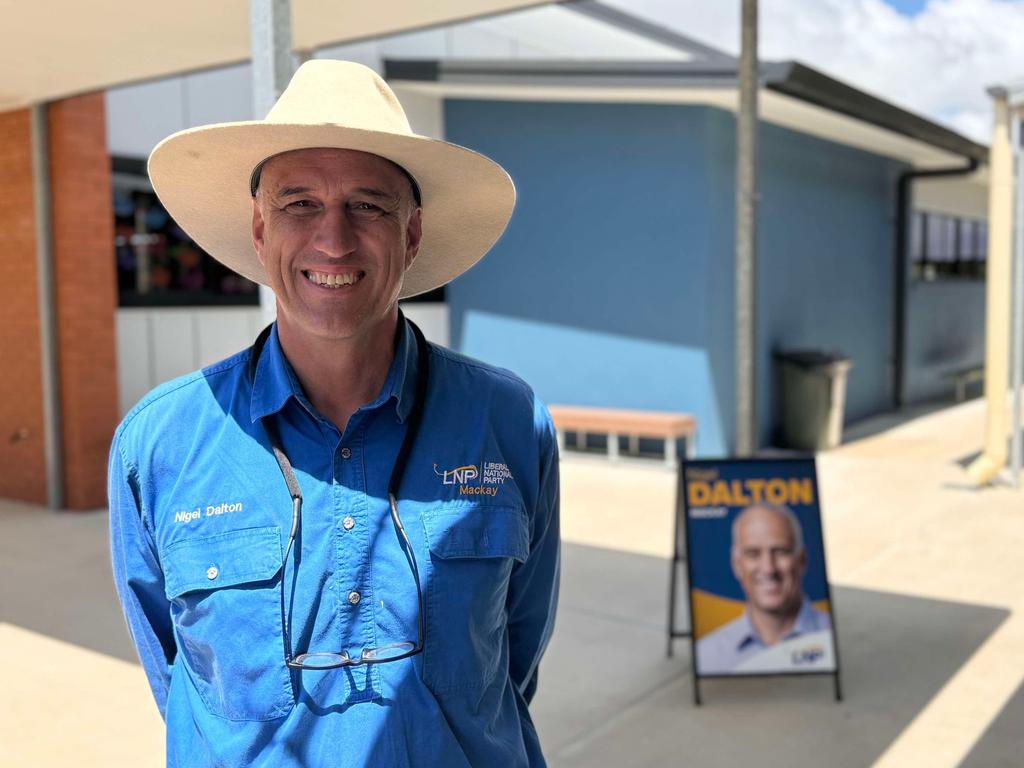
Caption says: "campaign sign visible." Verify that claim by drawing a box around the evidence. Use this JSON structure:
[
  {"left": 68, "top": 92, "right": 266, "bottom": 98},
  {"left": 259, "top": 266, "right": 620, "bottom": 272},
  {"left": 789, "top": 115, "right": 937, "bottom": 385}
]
[{"left": 684, "top": 458, "right": 838, "bottom": 678}]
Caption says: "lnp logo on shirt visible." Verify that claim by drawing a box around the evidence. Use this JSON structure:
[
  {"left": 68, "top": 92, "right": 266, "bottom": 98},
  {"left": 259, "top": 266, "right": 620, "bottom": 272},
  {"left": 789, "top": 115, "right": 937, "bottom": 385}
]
[{"left": 433, "top": 462, "right": 512, "bottom": 497}]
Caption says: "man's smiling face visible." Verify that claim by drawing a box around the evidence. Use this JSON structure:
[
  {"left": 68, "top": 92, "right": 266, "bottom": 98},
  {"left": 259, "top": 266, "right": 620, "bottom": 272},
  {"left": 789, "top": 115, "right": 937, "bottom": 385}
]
[
  {"left": 731, "top": 505, "right": 806, "bottom": 618},
  {"left": 251, "top": 147, "right": 422, "bottom": 343}
]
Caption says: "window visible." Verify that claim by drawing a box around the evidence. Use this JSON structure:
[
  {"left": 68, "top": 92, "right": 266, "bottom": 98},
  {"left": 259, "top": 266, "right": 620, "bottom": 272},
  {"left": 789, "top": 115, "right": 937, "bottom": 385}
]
[
  {"left": 113, "top": 157, "right": 260, "bottom": 307},
  {"left": 911, "top": 210, "right": 987, "bottom": 281}
]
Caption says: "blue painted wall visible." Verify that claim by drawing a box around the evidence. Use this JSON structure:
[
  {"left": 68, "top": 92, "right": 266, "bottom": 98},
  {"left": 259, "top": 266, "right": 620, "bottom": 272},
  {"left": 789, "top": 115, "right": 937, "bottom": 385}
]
[
  {"left": 905, "top": 280, "right": 986, "bottom": 402},
  {"left": 755, "top": 119, "right": 906, "bottom": 445},
  {"left": 444, "top": 100, "right": 733, "bottom": 455},
  {"left": 444, "top": 99, "right": 906, "bottom": 454}
]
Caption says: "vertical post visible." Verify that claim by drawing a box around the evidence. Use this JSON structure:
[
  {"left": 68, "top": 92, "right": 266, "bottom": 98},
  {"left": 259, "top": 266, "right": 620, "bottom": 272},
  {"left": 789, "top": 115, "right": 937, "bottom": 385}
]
[
  {"left": 30, "top": 104, "right": 63, "bottom": 509},
  {"left": 968, "top": 89, "right": 1013, "bottom": 485},
  {"left": 1011, "top": 107, "right": 1024, "bottom": 486},
  {"left": 250, "top": 0, "right": 294, "bottom": 327},
  {"left": 735, "top": 0, "right": 759, "bottom": 457}
]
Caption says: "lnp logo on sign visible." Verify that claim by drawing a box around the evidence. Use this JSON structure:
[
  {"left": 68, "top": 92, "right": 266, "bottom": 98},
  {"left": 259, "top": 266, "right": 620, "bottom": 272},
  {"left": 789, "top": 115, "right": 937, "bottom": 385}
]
[
  {"left": 433, "top": 461, "right": 512, "bottom": 497},
  {"left": 791, "top": 644, "right": 826, "bottom": 665}
]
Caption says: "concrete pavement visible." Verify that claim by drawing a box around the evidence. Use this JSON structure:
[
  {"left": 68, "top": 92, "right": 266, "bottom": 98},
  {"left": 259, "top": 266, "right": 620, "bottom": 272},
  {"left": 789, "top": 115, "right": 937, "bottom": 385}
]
[{"left": 2, "top": 398, "right": 1022, "bottom": 766}]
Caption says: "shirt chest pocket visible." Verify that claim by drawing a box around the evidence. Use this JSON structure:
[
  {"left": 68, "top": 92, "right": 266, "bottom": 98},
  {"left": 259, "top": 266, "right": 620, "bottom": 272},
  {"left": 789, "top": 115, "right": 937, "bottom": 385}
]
[
  {"left": 162, "top": 526, "right": 292, "bottom": 721},
  {"left": 420, "top": 504, "right": 530, "bottom": 695}
]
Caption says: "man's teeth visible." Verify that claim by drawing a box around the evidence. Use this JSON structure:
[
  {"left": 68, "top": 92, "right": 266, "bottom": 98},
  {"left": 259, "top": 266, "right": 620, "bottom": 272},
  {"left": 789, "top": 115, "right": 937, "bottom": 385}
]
[{"left": 305, "top": 271, "right": 358, "bottom": 288}]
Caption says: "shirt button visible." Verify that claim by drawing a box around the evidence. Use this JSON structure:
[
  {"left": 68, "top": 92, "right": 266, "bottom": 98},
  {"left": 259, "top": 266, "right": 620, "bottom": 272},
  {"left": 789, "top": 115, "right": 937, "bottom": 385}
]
[
  {"left": 206, "top": 566, "right": 219, "bottom": 580},
  {"left": 340, "top": 447, "right": 352, "bottom": 459},
  {"left": 342, "top": 515, "right": 355, "bottom": 531},
  {"left": 348, "top": 590, "right": 361, "bottom": 605}
]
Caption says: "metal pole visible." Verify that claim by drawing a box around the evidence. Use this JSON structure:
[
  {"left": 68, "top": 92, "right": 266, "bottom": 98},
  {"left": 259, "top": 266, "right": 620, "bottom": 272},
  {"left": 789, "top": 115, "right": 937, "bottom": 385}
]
[
  {"left": 735, "top": 0, "right": 759, "bottom": 457},
  {"left": 250, "top": 0, "right": 294, "bottom": 326},
  {"left": 30, "top": 104, "right": 64, "bottom": 509},
  {"left": 1011, "top": 108, "right": 1024, "bottom": 486}
]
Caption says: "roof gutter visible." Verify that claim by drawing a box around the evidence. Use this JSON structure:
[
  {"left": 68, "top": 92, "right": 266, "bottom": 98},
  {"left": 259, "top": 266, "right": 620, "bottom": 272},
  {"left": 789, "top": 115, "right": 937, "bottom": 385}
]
[{"left": 892, "top": 158, "right": 980, "bottom": 408}]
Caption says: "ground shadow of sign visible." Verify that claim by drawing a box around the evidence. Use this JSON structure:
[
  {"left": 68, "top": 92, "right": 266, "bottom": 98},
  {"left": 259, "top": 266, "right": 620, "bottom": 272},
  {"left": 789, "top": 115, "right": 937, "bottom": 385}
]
[
  {"left": 957, "top": 675, "right": 1024, "bottom": 768},
  {"left": 532, "top": 542, "right": 1011, "bottom": 768}
]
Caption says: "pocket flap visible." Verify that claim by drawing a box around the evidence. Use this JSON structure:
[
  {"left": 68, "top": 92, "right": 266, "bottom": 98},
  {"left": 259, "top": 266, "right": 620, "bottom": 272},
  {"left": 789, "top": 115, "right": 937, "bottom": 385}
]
[
  {"left": 422, "top": 505, "right": 529, "bottom": 563},
  {"left": 162, "top": 526, "right": 283, "bottom": 598}
]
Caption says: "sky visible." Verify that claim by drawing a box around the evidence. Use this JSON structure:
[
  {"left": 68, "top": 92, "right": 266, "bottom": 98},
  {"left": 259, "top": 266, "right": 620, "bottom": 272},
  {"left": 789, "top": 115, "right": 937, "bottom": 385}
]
[{"left": 605, "top": 0, "right": 1024, "bottom": 144}]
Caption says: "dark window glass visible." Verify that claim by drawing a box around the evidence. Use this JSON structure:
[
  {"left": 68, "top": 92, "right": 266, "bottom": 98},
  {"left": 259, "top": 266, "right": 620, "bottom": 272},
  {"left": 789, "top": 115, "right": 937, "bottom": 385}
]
[
  {"left": 911, "top": 209, "right": 987, "bottom": 281},
  {"left": 113, "top": 160, "right": 259, "bottom": 308}
]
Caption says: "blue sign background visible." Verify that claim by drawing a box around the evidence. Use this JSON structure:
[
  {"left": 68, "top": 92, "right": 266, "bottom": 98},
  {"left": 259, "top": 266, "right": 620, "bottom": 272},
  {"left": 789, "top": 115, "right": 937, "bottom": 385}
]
[{"left": 685, "top": 458, "right": 830, "bottom": 604}]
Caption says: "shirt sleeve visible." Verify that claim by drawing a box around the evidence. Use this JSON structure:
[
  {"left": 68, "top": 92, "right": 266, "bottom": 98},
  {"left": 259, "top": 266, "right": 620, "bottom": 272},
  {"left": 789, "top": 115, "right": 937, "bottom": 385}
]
[
  {"left": 506, "top": 402, "right": 561, "bottom": 704},
  {"left": 108, "top": 434, "right": 175, "bottom": 719}
]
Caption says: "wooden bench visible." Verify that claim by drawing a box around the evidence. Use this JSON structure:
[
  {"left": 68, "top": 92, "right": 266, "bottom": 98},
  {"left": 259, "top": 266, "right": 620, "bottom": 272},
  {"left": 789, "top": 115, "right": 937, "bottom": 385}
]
[
  {"left": 943, "top": 364, "right": 984, "bottom": 402},
  {"left": 548, "top": 405, "right": 697, "bottom": 467}
]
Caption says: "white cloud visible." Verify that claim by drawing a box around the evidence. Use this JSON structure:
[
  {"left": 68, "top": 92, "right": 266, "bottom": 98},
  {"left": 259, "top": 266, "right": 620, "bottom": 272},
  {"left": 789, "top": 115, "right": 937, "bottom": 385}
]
[{"left": 607, "top": 0, "right": 1024, "bottom": 143}]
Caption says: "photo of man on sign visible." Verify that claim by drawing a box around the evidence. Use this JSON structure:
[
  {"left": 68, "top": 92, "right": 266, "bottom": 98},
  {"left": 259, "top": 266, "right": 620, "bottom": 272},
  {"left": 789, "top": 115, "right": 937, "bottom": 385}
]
[{"left": 684, "top": 460, "right": 837, "bottom": 677}]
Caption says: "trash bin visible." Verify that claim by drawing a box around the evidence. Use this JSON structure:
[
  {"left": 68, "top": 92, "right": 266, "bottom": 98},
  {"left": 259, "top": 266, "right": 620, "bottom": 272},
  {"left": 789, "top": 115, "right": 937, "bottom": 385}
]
[{"left": 774, "top": 350, "right": 853, "bottom": 451}]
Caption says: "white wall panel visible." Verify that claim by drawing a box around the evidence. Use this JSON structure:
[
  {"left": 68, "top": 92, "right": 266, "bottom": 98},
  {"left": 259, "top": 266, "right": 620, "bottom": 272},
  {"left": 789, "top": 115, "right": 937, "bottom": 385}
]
[
  {"left": 194, "top": 309, "right": 261, "bottom": 366},
  {"left": 402, "top": 302, "right": 450, "bottom": 347},
  {"left": 149, "top": 310, "right": 196, "bottom": 384},
  {"left": 105, "top": 78, "right": 186, "bottom": 159},
  {"left": 115, "top": 310, "right": 152, "bottom": 415}
]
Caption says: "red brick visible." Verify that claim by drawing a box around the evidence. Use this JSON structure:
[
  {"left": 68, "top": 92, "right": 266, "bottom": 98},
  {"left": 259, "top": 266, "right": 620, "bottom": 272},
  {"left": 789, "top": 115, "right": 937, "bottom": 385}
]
[
  {"left": 0, "top": 108, "right": 47, "bottom": 503},
  {"left": 49, "top": 94, "right": 118, "bottom": 510}
]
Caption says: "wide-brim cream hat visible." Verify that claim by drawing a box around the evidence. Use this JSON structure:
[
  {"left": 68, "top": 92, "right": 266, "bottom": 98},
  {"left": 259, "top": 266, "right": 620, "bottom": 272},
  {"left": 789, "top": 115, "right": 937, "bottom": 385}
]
[{"left": 148, "top": 59, "right": 515, "bottom": 298}]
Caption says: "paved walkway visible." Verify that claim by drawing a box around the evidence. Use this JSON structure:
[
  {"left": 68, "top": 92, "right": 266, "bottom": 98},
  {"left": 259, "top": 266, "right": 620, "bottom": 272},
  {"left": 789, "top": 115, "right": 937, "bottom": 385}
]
[{"left": 2, "top": 398, "right": 1022, "bottom": 766}]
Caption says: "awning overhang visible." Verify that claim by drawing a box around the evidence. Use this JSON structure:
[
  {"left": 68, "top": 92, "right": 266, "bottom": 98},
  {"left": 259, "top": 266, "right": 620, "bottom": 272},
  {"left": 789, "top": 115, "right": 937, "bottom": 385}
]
[{"left": 0, "top": 0, "right": 551, "bottom": 111}]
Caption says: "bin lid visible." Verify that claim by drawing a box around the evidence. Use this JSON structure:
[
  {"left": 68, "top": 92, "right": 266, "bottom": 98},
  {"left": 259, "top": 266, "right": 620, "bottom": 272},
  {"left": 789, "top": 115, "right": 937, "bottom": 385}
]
[{"left": 774, "top": 349, "right": 852, "bottom": 370}]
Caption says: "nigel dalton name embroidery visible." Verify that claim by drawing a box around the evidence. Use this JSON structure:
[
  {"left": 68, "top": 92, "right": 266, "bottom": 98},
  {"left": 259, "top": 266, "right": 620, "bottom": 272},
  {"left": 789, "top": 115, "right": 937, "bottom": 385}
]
[{"left": 174, "top": 502, "right": 244, "bottom": 524}]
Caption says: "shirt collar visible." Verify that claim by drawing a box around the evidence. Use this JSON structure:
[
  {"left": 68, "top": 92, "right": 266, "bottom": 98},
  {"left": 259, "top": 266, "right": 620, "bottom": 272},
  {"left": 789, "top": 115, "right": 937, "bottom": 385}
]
[
  {"left": 734, "top": 595, "right": 814, "bottom": 651},
  {"left": 248, "top": 318, "right": 418, "bottom": 425}
]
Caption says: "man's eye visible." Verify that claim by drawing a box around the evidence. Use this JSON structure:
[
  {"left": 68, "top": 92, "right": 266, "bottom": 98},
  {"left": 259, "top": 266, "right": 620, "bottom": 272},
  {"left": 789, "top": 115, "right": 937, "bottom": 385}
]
[
  {"left": 351, "top": 202, "right": 383, "bottom": 215},
  {"left": 284, "top": 200, "right": 316, "bottom": 212}
]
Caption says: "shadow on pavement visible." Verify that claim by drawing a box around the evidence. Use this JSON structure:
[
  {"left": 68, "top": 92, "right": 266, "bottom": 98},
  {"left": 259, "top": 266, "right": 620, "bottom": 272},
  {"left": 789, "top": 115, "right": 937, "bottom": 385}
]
[
  {"left": 957, "top": 677, "right": 1024, "bottom": 768},
  {"left": 1, "top": 506, "right": 1013, "bottom": 768},
  {"left": 534, "top": 542, "right": 1010, "bottom": 768},
  {"left": 0, "top": 504, "right": 137, "bottom": 663}
]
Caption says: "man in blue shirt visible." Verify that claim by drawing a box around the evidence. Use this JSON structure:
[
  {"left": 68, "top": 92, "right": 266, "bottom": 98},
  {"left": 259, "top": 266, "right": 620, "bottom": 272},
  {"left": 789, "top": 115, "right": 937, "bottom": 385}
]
[
  {"left": 109, "top": 60, "right": 559, "bottom": 767},
  {"left": 696, "top": 503, "right": 832, "bottom": 675}
]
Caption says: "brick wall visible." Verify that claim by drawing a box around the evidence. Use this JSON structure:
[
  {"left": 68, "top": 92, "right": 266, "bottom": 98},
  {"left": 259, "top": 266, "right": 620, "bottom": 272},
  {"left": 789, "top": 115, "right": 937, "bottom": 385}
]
[
  {"left": 49, "top": 94, "right": 118, "bottom": 509},
  {"left": 0, "top": 109, "right": 48, "bottom": 503}
]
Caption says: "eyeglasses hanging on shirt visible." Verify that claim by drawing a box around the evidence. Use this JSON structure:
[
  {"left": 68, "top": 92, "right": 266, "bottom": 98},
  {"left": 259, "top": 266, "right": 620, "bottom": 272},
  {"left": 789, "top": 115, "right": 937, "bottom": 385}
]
[{"left": 249, "top": 316, "right": 429, "bottom": 670}]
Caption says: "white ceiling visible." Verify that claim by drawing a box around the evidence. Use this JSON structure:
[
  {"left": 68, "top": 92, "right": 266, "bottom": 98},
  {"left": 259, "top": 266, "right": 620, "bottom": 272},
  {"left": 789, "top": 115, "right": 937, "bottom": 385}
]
[{"left": 0, "top": 0, "right": 551, "bottom": 111}]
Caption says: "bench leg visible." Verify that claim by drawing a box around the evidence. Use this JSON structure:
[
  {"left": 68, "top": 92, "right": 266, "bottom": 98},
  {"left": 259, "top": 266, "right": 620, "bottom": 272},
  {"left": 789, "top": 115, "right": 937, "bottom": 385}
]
[
  {"left": 628, "top": 434, "right": 639, "bottom": 456},
  {"left": 956, "top": 380, "right": 966, "bottom": 403},
  {"left": 577, "top": 430, "right": 587, "bottom": 450},
  {"left": 665, "top": 437, "right": 677, "bottom": 469},
  {"left": 608, "top": 433, "right": 620, "bottom": 461}
]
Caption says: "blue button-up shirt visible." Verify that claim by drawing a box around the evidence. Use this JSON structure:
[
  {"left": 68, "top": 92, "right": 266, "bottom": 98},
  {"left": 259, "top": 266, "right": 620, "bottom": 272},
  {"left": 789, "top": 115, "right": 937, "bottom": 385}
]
[{"left": 109, "top": 319, "right": 560, "bottom": 767}]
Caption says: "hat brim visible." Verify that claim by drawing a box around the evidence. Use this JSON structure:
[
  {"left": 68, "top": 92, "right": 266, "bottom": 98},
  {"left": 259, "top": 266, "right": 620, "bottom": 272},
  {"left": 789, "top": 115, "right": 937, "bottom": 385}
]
[{"left": 147, "top": 122, "right": 515, "bottom": 299}]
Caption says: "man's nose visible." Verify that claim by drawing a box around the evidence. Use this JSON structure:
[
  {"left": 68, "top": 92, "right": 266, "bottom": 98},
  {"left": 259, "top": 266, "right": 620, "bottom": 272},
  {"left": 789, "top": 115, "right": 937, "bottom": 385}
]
[{"left": 313, "top": 206, "right": 358, "bottom": 258}]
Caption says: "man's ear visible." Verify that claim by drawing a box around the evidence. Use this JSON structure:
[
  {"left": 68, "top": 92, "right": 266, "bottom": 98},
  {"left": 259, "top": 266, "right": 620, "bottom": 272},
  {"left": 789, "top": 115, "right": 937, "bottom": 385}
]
[
  {"left": 730, "top": 549, "right": 742, "bottom": 583},
  {"left": 404, "top": 207, "right": 423, "bottom": 270},
  {"left": 252, "top": 199, "right": 266, "bottom": 266}
]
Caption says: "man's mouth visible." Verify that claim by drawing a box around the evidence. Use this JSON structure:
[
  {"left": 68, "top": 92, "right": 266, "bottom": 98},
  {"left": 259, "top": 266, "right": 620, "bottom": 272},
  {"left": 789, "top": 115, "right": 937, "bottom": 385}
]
[{"left": 302, "top": 270, "right": 363, "bottom": 289}]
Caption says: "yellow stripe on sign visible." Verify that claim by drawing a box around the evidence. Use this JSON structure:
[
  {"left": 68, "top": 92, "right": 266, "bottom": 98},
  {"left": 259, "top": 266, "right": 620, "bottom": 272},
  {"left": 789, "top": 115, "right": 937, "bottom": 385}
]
[
  {"left": 690, "top": 591, "right": 834, "bottom": 639},
  {"left": 690, "top": 589, "right": 745, "bottom": 639}
]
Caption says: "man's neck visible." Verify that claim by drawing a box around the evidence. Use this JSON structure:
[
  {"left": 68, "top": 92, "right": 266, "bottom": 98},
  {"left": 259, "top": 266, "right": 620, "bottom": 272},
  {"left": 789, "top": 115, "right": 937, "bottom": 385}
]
[
  {"left": 748, "top": 602, "right": 801, "bottom": 647},
  {"left": 276, "top": 311, "right": 400, "bottom": 435}
]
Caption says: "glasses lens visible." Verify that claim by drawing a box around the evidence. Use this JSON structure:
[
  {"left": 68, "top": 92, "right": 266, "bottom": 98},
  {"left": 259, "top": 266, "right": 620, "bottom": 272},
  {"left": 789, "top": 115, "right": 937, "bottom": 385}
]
[
  {"left": 293, "top": 651, "right": 351, "bottom": 669},
  {"left": 360, "top": 642, "right": 416, "bottom": 662}
]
